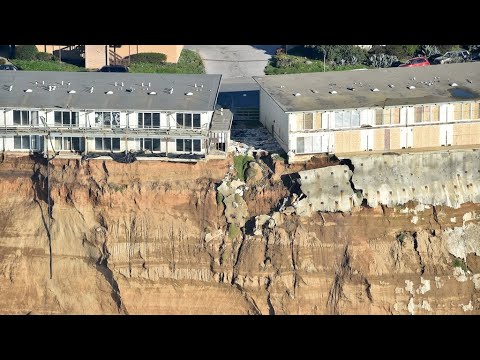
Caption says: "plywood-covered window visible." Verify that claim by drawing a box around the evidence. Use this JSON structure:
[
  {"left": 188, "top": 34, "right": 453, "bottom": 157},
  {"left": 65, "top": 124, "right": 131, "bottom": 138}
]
[
  {"left": 391, "top": 108, "right": 400, "bottom": 124},
  {"left": 304, "top": 113, "right": 313, "bottom": 130},
  {"left": 375, "top": 109, "right": 383, "bottom": 125},
  {"left": 422, "top": 106, "right": 431, "bottom": 122},
  {"left": 313, "top": 113, "right": 322, "bottom": 129},
  {"left": 462, "top": 103, "right": 472, "bottom": 120},
  {"left": 414, "top": 107, "right": 423, "bottom": 123},
  {"left": 453, "top": 103, "right": 463, "bottom": 120},
  {"left": 474, "top": 103, "right": 480, "bottom": 119},
  {"left": 430, "top": 105, "right": 439, "bottom": 122},
  {"left": 382, "top": 109, "right": 391, "bottom": 125}
]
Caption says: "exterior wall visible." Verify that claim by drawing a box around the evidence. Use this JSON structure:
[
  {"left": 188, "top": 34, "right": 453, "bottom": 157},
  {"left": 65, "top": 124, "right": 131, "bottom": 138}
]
[
  {"left": 413, "top": 125, "right": 440, "bottom": 148},
  {"left": 115, "top": 45, "right": 184, "bottom": 63},
  {"left": 373, "top": 128, "right": 385, "bottom": 151},
  {"left": 259, "top": 88, "right": 289, "bottom": 151},
  {"left": 453, "top": 123, "right": 480, "bottom": 146}
]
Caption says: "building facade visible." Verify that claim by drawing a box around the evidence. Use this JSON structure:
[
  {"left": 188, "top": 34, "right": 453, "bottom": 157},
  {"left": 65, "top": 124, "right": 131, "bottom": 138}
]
[
  {"left": 0, "top": 71, "right": 231, "bottom": 159},
  {"left": 254, "top": 62, "right": 480, "bottom": 162}
]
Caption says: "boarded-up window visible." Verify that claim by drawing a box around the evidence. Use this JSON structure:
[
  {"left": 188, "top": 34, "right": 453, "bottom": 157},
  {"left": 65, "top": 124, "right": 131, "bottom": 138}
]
[
  {"left": 474, "top": 103, "right": 480, "bottom": 119},
  {"left": 454, "top": 103, "right": 463, "bottom": 120},
  {"left": 304, "top": 113, "right": 313, "bottom": 130},
  {"left": 391, "top": 108, "right": 400, "bottom": 124},
  {"left": 414, "top": 107, "right": 423, "bottom": 123},
  {"left": 462, "top": 103, "right": 472, "bottom": 120},
  {"left": 296, "top": 114, "right": 304, "bottom": 131},
  {"left": 314, "top": 113, "right": 322, "bottom": 129},
  {"left": 431, "top": 105, "right": 439, "bottom": 122},
  {"left": 383, "top": 109, "right": 391, "bottom": 125},
  {"left": 423, "top": 106, "right": 431, "bottom": 122},
  {"left": 375, "top": 109, "right": 383, "bottom": 125}
]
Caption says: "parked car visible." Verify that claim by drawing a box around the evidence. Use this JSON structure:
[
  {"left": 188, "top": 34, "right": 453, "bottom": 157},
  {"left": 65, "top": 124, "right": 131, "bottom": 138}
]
[
  {"left": 433, "top": 50, "right": 470, "bottom": 64},
  {"left": 0, "top": 64, "right": 18, "bottom": 71},
  {"left": 98, "top": 65, "right": 129, "bottom": 73},
  {"left": 399, "top": 57, "right": 430, "bottom": 67}
]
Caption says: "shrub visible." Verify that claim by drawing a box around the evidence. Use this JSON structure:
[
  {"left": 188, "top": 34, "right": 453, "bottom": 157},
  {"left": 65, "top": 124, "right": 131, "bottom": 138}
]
[
  {"left": 415, "top": 45, "right": 441, "bottom": 57},
  {"left": 233, "top": 155, "right": 254, "bottom": 181},
  {"left": 15, "top": 45, "right": 39, "bottom": 60},
  {"left": 128, "top": 52, "right": 167, "bottom": 64},
  {"left": 35, "top": 52, "right": 54, "bottom": 61},
  {"left": 0, "top": 58, "right": 6, "bottom": 65},
  {"left": 452, "top": 258, "right": 468, "bottom": 272},
  {"left": 385, "top": 45, "right": 418, "bottom": 60},
  {"left": 304, "top": 45, "right": 368, "bottom": 65},
  {"left": 228, "top": 223, "right": 241, "bottom": 239},
  {"left": 367, "top": 54, "right": 399, "bottom": 68}
]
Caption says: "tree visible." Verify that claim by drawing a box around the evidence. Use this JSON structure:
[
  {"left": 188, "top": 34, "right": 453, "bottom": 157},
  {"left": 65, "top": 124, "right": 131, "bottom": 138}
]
[
  {"left": 15, "top": 45, "right": 39, "bottom": 60},
  {"left": 384, "top": 45, "right": 418, "bottom": 60},
  {"left": 304, "top": 45, "right": 368, "bottom": 65}
]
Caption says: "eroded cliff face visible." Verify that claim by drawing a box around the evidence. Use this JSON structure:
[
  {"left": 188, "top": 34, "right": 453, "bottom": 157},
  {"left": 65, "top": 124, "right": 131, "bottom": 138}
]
[{"left": 0, "top": 153, "right": 478, "bottom": 314}]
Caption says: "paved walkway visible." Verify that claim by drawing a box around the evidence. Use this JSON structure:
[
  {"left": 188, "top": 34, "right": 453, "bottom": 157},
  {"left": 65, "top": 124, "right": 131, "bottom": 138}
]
[{"left": 185, "top": 45, "right": 280, "bottom": 79}]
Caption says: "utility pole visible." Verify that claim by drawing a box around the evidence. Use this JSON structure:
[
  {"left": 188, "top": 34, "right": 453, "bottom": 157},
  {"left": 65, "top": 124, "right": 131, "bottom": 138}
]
[{"left": 323, "top": 50, "right": 326, "bottom": 72}]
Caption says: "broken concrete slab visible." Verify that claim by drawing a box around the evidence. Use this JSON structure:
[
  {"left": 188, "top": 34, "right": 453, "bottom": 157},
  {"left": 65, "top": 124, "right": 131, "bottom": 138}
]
[
  {"left": 444, "top": 222, "right": 480, "bottom": 260},
  {"left": 224, "top": 193, "right": 249, "bottom": 228},
  {"left": 295, "top": 165, "right": 362, "bottom": 214},
  {"left": 217, "top": 179, "right": 245, "bottom": 198},
  {"left": 347, "top": 150, "right": 480, "bottom": 209}
]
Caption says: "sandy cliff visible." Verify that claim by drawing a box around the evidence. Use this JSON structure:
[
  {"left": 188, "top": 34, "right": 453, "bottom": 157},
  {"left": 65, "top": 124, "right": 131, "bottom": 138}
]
[{"left": 0, "top": 153, "right": 478, "bottom": 314}]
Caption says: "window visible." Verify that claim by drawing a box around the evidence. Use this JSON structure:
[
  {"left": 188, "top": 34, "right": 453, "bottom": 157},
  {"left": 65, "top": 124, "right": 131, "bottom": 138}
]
[
  {"left": 54, "top": 111, "right": 79, "bottom": 127},
  {"left": 136, "top": 138, "right": 161, "bottom": 151},
  {"left": 175, "top": 139, "right": 202, "bottom": 152},
  {"left": 13, "top": 135, "right": 40, "bottom": 150},
  {"left": 13, "top": 110, "right": 39, "bottom": 126},
  {"left": 297, "top": 137, "right": 305, "bottom": 153},
  {"left": 333, "top": 110, "right": 361, "bottom": 128},
  {"left": 462, "top": 103, "right": 472, "bottom": 120},
  {"left": 375, "top": 109, "right": 383, "bottom": 125},
  {"left": 414, "top": 107, "right": 423, "bottom": 123},
  {"left": 137, "top": 112, "right": 161, "bottom": 128},
  {"left": 304, "top": 113, "right": 313, "bottom": 130},
  {"left": 95, "top": 112, "right": 120, "bottom": 128},
  {"left": 176, "top": 113, "right": 202, "bottom": 129},
  {"left": 53, "top": 137, "right": 84, "bottom": 151},
  {"left": 391, "top": 108, "right": 400, "bottom": 124},
  {"left": 430, "top": 105, "right": 439, "bottom": 122},
  {"left": 94, "top": 137, "right": 121, "bottom": 151}
]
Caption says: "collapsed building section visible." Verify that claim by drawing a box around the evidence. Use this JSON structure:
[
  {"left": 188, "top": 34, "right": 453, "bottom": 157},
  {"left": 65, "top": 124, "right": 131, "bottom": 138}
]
[{"left": 0, "top": 71, "right": 232, "bottom": 161}]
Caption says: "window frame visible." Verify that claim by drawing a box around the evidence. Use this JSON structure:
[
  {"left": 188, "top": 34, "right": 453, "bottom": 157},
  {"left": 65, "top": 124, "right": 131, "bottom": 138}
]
[
  {"left": 95, "top": 111, "right": 121, "bottom": 128},
  {"left": 94, "top": 137, "right": 121, "bottom": 151},
  {"left": 13, "top": 110, "right": 39, "bottom": 126},
  {"left": 137, "top": 112, "right": 161, "bottom": 128},
  {"left": 13, "top": 135, "right": 40, "bottom": 150},
  {"left": 54, "top": 111, "right": 79, "bottom": 127},
  {"left": 175, "top": 138, "right": 202, "bottom": 153},
  {"left": 176, "top": 113, "right": 202, "bottom": 129},
  {"left": 135, "top": 138, "right": 161, "bottom": 152}
]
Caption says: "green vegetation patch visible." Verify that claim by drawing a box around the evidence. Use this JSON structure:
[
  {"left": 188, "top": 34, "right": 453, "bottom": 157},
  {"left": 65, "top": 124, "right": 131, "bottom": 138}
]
[
  {"left": 233, "top": 155, "right": 254, "bottom": 181},
  {"left": 129, "top": 49, "right": 204, "bottom": 74},
  {"left": 452, "top": 258, "right": 468, "bottom": 272},
  {"left": 228, "top": 223, "right": 241, "bottom": 239},
  {"left": 12, "top": 60, "right": 84, "bottom": 72}
]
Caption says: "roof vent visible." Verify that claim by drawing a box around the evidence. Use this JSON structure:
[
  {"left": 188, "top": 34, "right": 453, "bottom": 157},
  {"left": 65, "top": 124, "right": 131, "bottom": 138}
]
[
  {"left": 280, "top": 85, "right": 285, "bottom": 88},
  {"left": 148, "top": 91, "right": 157, "bottom": 95},
  {"left": 389, "top": 84, "right": 395, "bottom": 88},
  {"left": 467, "top": 79, "right": 472, "bottom": 84},
  {"left": 347, "top": 87, "right": 355, "bottom": 91},
  {"left": 330, "top": 91, "right": 338, "bottom": 95},
  {"left": 408, "top": 85, "right": 416, "bottom": 90},
  {"left": 68, "top": 90, "right": 76, "bottom": 94},
  {"left": 61, "top": 81, "right": 64, "bottom": 86},
  {"left": 8, "top": 85, "right": 13, "bottom": 92},
  {"left": 105, "top": 90, "right": 114, "bottom": 95},
  {"left": 294, "top": 93, "right": 301, "bottom": 96},
  {"left": 169, "top": 88, "right": 174, "bottom": 94},
  {"left": 90, "top": 87, "right": 94, "bottom": 93},
  {"left": 148, "top": 82, "right": 151, "bottom": 87},
  {"left": 121, "top": 82, "right": 124, "bottom": 87},
  {"left": 25, "top": 89, "right": 32, "bottom": 93},
  {"left": 450, "top": 83, "right": 458, "bottom": 87},
  {"left": 311, "top": 89, "right": 319, "bottom": 93},
  {"left": 185, "top": 92, "right": 193, "bottom": 96},
  {"left": 371, "top": 88, "right": 380, "bottom": 92},
  {"left": 42, "top": 81, "right": 45, "bottom": 85},
  {"left": 114, "top": 82, "right": 118, "bottom": 87},
  {"left": 141, "top": 82, "right": 144, "bottom": 87}
]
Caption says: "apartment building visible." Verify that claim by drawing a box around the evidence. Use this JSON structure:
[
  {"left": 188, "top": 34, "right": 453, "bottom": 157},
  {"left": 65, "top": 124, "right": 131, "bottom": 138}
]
[
  {"left": 254, "top": 62, "right": 480, "bottom": 162},
  {"left": 0, "top": 71, "right": 231, "bottom": 159}
]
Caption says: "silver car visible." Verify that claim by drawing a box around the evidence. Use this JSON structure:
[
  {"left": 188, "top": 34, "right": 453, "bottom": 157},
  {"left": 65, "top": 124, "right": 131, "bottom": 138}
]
[{"left": 433, "top": 50, "right": 470, "bottom": 64}]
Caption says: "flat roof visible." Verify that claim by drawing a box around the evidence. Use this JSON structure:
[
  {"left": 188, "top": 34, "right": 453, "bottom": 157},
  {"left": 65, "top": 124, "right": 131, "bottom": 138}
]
[
  {"left": 210, "top": 107, "right": 233, "bottom": 132},
  {"left": 253, "top": 62, "right": 480, "bottom": 112},
  {"left": 0, "top": 71, "right": 221, "bottom": 111}
]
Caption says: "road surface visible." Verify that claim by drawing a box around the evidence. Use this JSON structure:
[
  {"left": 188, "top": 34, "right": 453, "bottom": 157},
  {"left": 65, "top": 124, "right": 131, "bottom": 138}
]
[{"left": 185, "top": 45, "right": 279, "bottom": 79}]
